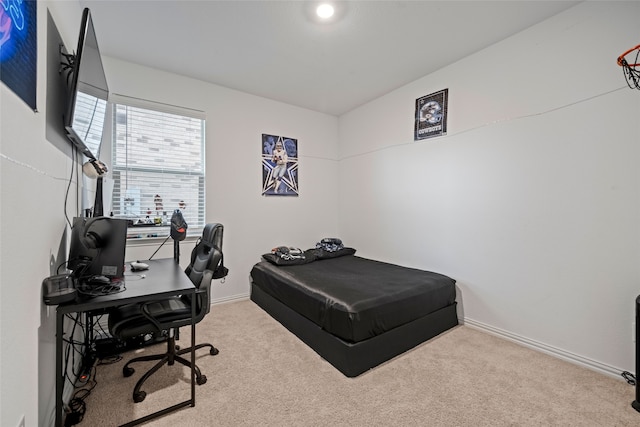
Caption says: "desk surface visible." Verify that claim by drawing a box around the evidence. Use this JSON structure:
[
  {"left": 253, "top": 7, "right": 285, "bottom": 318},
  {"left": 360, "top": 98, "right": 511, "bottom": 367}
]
[{"left": 57, "top": 258, "right": 195, "bottom": 313}]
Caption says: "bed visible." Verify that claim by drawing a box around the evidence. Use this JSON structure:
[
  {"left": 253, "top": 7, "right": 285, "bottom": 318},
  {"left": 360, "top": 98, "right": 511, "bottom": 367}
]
[{"left": 249, "top": 250, "right": 458, "bottom": 377}]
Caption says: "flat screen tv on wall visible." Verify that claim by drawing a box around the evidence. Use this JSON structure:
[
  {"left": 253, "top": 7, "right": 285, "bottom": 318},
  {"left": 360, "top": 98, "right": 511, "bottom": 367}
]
[{"left": 63, "top": 8, "right": 109, "bottom": 161}]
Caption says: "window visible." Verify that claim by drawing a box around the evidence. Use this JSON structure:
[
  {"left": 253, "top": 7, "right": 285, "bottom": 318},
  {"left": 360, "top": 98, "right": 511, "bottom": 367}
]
[{"left": 110, "top": 96, "right": 205, "bottom": 235}]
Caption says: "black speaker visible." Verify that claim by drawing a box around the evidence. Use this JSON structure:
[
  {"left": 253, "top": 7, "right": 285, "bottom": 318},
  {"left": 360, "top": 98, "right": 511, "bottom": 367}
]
[{"left": 633, "top": 295, "right": 640, "bottom": 413}]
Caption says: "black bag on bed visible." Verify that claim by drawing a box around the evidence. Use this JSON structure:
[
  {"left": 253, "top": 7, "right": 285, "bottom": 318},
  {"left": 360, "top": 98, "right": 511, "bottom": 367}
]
[{"left": 263, "top": 247, "right": 317, "bottom": 265}]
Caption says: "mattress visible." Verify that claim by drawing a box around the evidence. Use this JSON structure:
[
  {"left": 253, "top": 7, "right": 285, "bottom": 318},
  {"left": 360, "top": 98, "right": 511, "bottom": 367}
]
[{"left": 250, "top": 255, "right": 456, "bottom": 343}]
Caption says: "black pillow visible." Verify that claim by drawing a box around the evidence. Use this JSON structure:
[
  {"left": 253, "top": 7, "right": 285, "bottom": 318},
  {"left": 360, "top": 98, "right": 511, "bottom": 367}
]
[
  {"left": 262, "top": 249, "right": 317, "bottom": 266},
  {"left": 313, "top": 247, "right": 356, "bottom": 260}
]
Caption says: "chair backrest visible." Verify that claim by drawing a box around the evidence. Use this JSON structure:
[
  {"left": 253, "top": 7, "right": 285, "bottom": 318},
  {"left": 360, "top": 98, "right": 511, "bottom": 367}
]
[
  {"left": 185, "top": 224, "right": 223, "bottom": 285},
  {"left": 184, "top": 223, "right": 224, "bottom": 317}
]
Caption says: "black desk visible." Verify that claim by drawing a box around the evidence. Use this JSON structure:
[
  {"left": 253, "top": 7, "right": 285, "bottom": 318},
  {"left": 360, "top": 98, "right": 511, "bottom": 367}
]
[{"left": 55, "top": 258, "right": 197, "bottom": 427}]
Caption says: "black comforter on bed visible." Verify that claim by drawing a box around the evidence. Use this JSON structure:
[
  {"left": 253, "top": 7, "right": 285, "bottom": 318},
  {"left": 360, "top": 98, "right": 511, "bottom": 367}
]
[{"left": 250, "top": 255, "right": 456, "bottom": 343}]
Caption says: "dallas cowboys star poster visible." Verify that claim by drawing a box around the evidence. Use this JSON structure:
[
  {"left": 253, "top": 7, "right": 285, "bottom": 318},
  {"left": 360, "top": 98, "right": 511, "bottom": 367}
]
[{"left": 262, "top": 134, "right": 299, "bottom": 197}]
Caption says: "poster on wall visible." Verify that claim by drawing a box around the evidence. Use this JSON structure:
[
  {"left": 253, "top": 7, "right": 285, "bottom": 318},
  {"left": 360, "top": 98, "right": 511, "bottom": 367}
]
[
  {"left": 0, "top": 0, "right": 37, "bottom": 111},
  {"left": 414, "top": 88, "right": 448, "bottom": 141},
  {"left": 262, "top": 134, "right": 299, "bottom": 197}
]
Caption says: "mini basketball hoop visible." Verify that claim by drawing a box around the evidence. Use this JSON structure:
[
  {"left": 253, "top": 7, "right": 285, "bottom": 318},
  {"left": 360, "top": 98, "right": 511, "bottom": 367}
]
[{"left": 617, "top": 44, "right": 640, "bottom": 90}]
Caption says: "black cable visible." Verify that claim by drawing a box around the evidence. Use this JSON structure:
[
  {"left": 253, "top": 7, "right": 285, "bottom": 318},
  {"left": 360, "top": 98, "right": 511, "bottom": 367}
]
[
  {"left": 620, "top": 46, "right": 640, "bottom": 90},
  {"left": 76, "top": 148, "right": 81, "bottom": 217},
  {"left": 56, "top": 259, "right": 69, "bottom": 275},
  {"left": 62, "top": 313, "right": 85, "bottom": 386},
  {"left": 622, "top": 371, "right": 636, "bottom": 386},
  {"left": 56, "top": 257, "right": 81, "bottom": 276},
  {"left": 64, "top": 313, "right": 125, "bottom": 426},
  {"left": 64, "top": 145, "right": 77, "bottom": 229},
  {"left": 91, "top": 313, "right": 109, "bottom": 339},
  {"left": 56, "top": 257, "right": 90, "bottom": 276},
  {"left": 65, "top": 366, "right": 97, "bottom": 426},
  {"left": 99, "top": 355, "right": 123, "bottom": 364},
  {"left": 72, "top": 259, "right": 95, "bottom": 281},
  {"left": 61, "top": 307, "right": 101, "bottom": 426},
  {"left": 76, "top": 281, "right": 126, "bottom": 298},
  {"left": 60, "top": 51, "right": 77, "bottom": 89},
  {"left": 148, "top": 233, "right": 172, "bottom": 260},
  {"left": 64, "top": 313, "right": 89, "bottom": 385}
]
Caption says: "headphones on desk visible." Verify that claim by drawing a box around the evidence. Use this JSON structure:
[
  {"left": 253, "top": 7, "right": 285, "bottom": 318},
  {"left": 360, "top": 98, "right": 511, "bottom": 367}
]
[{"left": 82, "top": 217, "right": 113, "bottom": 249}]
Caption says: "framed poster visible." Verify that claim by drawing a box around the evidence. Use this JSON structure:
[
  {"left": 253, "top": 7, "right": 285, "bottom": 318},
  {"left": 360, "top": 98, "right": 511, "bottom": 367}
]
[
  {"left": 0, "top": 0, "right": 37, "bottom": 110},
  {"left": 414, "top": 88, "right": 448, "bottom": 141},
  {"left": 262, "top": 134, "right": 299, "bottom": 196}
]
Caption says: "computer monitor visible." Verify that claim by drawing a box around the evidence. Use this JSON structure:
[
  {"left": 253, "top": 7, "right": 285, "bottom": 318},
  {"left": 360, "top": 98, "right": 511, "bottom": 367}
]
[{"left": 68, "top": 217, "right": 127, "bottom": 279}]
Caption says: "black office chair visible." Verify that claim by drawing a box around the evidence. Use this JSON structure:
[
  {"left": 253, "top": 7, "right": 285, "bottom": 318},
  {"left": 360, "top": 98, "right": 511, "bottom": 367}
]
[{"left": 108, "top": 223, "right": 225, "bottom": 403}]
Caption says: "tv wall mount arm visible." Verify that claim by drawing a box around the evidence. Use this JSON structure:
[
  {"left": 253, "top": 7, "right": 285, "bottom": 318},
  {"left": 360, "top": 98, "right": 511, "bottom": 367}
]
[{"left": 59, "top": 45, "right": 76, "bottom": 85}]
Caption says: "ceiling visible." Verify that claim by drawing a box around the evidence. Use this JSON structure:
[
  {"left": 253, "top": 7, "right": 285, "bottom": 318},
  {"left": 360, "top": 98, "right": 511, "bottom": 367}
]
[{"left": 80, "top": 1, "right": 581, "bottom": 116}]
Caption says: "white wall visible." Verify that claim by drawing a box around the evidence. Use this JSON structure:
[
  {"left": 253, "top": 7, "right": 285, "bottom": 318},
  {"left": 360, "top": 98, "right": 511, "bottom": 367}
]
[
  {"left": 2, "top": 1, "right": 638, "bottom": 426},
  {"left": 102, "top": 56, "right": 341, "bottom": 302},
  {"left": 1, "top": 2, "right": 85, "bottom": 426},
  {"left": 338, "top": 1, "right": 640, "bottom": 375},
  {"left": 1, "top": 2, "right": 339, "bottom": 426},
  {"left": 0, "top": 3, "right": 108, "bottom": 425}
]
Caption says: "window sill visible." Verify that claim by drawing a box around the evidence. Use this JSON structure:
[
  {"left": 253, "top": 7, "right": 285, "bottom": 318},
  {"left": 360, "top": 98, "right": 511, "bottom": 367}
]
[
  {"left": 127, "top": 225, "right": 170, "bottom": 240},
  {"left": 126, "top": 225, "right": 203, "bottom": 243}
]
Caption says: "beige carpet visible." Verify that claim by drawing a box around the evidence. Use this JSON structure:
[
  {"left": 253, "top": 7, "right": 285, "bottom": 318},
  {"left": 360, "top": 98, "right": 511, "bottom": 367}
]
[{"left": 79, "top": 299, "right": 639, "bottom": 426}]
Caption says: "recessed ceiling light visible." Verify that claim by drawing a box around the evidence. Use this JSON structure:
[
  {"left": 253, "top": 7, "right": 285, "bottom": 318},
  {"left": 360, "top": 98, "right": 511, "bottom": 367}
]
[{"left": 316, "top": 3, "right": 335, "bottom": 19}]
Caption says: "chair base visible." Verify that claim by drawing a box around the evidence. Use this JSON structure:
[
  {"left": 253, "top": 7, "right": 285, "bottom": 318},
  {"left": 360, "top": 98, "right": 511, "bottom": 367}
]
[{"left": 123, "top": 336, "right": 218, "bottom": 403}]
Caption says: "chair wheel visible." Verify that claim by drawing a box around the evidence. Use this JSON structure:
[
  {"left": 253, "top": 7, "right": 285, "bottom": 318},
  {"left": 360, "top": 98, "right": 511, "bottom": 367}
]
[
  {"left": 123, "top": 366, "right": 135, "bottom": 377},
  {"left": 133, "top": 391, "right": 146, "bottom": 403},
  {"left": 197, "top": 375, "right": 207, "bottom": 385},
  {"left": 210, "top": 347, "right": 219, "bottom": 356}
]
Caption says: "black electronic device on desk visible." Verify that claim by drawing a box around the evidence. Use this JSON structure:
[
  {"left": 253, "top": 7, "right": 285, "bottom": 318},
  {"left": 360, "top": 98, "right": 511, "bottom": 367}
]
[
  {"left": 43, "top": 216, "right": 128, "bottom": 305},
  {"left": 87, "top": 275, "right": 110, "bottom": 285},
  {"left": 43, "top": 212, "right": 126, "bottom": 305},
  {"left": 42, "top": 274, "right": 77, "bottom": 305},
  {"left": 130, "top": 261, "right": 149, "bottom": 272},
  {"left": 76, "top": 274, "right": 126, "bottom": 299},
  {"left": 68, "top": 216, "right": 128, "bottom": 280}
]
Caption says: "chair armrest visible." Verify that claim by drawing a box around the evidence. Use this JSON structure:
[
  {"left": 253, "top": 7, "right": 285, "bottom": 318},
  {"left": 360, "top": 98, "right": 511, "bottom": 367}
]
[
  {"left": 140, "top": 302, "right": 164, "bottom": 332},
  {"left": 194, "top": 270, "right": 213, "bottom": 320},
  {"left": 133, "top": 269, "right": 212, "bottom": 331}
]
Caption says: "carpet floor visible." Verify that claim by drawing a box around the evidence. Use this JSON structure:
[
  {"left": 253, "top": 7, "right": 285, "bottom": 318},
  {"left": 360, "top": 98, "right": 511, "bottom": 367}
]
[{"left": 78, "top": 299, "right": 640, "bottom": 426}]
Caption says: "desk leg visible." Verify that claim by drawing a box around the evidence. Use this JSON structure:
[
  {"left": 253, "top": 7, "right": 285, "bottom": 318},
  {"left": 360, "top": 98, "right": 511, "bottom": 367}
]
[
  {"left": 55, "top": 310, "right": 64, "bottom": 427},
  {"left": 191, "top": 298, "right": 196, "bottom": 406}
]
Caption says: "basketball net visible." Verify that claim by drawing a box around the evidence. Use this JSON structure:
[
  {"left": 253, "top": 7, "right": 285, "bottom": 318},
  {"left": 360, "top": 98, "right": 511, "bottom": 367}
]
[{"left": 618, "top": 44, "right": 640, "bottom": 90}]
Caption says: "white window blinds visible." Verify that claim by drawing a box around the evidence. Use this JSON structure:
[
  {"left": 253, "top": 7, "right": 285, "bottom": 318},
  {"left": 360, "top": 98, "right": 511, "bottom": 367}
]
[
  {"left": 110, "top": 97, "right": 205, "bottom": 233},
  {"left": 72, "top": 91, "right": 107, "bottom": 158}
]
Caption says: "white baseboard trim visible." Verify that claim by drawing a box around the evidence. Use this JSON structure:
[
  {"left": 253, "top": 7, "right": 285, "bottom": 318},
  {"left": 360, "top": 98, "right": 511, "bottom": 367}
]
[
  {"left": 204, "top": 301, "right": 629, "bottom": 381},
  {"left": 463, "top": 317, "right": 626, "bottom": 381},
  {"left": 212, "top": 293, "right": 250, "bottom": 306}
]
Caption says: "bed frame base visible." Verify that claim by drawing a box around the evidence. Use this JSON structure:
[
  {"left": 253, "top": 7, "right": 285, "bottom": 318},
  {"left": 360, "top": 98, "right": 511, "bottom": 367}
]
[{"left": 250, "top": 282, "right": 458, "bottom": 377}]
